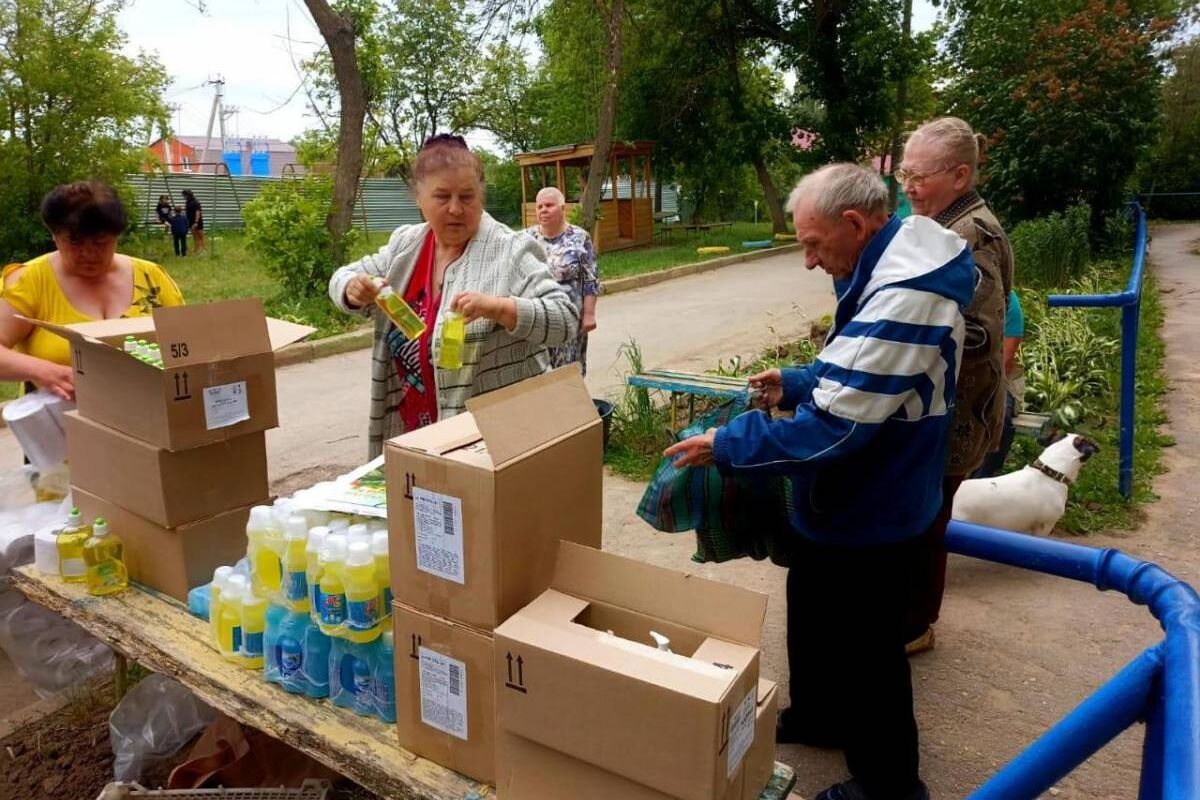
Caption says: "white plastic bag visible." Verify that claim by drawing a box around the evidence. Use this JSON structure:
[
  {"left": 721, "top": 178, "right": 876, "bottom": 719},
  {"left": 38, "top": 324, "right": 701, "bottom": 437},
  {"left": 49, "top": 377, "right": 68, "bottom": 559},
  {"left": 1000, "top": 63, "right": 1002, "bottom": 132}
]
[
  {"left": 0, "top": 583, "right": 113, "bottom": 697},
  {"left": 109, "top": 674, "right": 217, "bottom": 782}
]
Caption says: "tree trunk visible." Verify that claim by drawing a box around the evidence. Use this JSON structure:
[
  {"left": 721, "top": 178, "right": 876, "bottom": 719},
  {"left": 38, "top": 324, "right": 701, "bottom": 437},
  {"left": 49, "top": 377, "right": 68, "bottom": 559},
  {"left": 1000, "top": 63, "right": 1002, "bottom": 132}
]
[
  {"left": 577, "top": 0, "right": 624, "bottom": 233},
  {"left": 303, "top": 0, "right": 367, "bottom": 263},
  {"left": 752, "top": 154, "right": 788, "bottom": 233},
  {"left": 888, "top": 0, "right": 913, "bottom": 212}
]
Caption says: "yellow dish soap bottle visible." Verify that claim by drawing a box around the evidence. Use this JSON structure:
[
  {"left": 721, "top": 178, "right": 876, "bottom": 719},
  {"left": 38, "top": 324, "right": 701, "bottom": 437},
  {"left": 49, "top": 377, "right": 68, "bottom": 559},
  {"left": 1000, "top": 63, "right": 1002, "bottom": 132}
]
[
  {"left": 57, "top": 507, "right": 91, "bottom": 584},
  {"left": 344, "top": 541, "right": 381, "bottom": 643},
  {"left": 83, "top": 517, "right": 128, "bottom": 596},
  {"left": 438, "top": 311, "right": 465, "bottom": 369},
  {"left": 375, "top": 282, "right": 427, "bottom": 341}
]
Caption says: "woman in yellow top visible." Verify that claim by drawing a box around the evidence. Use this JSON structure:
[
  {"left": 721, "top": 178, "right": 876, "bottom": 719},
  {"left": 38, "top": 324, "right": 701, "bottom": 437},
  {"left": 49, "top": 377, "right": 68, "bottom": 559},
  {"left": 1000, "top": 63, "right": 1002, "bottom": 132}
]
[{"left": 0, "top": 181, "right": 184, "bottom": 399}]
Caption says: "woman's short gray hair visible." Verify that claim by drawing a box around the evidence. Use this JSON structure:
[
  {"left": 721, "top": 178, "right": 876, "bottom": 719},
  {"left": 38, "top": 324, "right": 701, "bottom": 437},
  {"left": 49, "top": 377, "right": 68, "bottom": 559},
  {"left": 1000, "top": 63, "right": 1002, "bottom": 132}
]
[
  {"left": 907, "top": 116, "right": 986, "bottom": 187},
  {"left": 786, "top": 164, "right": 888, "bottom": 219}
]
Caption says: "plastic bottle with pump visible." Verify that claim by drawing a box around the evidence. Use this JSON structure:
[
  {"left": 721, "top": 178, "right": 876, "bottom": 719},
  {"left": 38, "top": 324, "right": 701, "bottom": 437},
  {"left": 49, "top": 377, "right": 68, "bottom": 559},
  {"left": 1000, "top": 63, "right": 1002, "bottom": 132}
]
[
  {"left": 375, "top": 630, "right": 396, "bottom": 723},
  {"left": 57, "top": 507, "right": 91, "bottom": 583},
  {"left": 241, "top": 589, "right": 267, "bottom": 669},
  {"left": 371, "top": 531, "right": 392, "bottom": 613},
  {"left": 82, "top": 518, "right": 128, "bottom": 596},
  {"left": 316, "top": 535, "right": 348, "bottom": 634},
  {"left": 281, "top": 516, "right": 309, "bottom": 612},
  {"left": 344, "top": 541, "right": 381, "bottom": 643},
  {"left": 218, "top": 574, "right": 248, "bottom": 660}
]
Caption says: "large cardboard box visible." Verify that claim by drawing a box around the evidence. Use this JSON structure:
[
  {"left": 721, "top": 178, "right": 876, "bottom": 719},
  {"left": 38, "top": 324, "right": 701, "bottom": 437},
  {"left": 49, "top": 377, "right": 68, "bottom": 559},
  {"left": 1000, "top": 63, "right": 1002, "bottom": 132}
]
[
  {"left": 494, "top": 542, "right": 767, "bottom": 800},
  {"left": 391, "top": 601, "right": 496, "bottom": 784},
  {"left": 385, "top": 366, "right": 602, "bottom": 631},
  {"left": 743, "top": 680, "right": 779, "bottom": 800},
  {"left": 72, "top": 487, "right": 258, "bottom": 601},
  {"left": 65, "top": 411, "right": 268, "bottom": 528},
  {"left": 25, "top": 299, "right": 312, "bottom": 450},
  {"left": 496, "top": 730, "right": 747, "bottom": 800}
]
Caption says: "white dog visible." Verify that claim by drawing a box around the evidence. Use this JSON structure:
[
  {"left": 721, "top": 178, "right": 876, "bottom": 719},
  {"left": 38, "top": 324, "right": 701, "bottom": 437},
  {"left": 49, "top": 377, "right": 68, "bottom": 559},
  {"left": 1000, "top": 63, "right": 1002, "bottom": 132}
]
[{"left": 952, "top": 433, "right": 1101, "bottom": 536}]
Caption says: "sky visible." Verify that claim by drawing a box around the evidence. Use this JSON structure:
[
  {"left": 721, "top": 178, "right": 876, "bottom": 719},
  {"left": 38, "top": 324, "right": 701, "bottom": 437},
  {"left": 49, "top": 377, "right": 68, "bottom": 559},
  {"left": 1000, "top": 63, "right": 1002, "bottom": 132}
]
[{"left": 119, "top": 0, "right": 942, "bottom": 146}]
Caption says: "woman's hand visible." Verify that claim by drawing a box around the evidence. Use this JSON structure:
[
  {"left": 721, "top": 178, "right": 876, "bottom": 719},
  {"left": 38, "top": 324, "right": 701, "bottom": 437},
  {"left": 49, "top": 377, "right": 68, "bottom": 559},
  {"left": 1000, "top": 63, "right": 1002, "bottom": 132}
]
[
  {"left": 32, "top": 360, "right": 74, "bottom": 400},
  {"left": 451, "top": 292, "right": 517, "bottom": 329},
  {"left": 582, "top": 311, "right": 598, "bottom": 333},
  {"left": 747, "top": 368, "right": 784, "bottom": 410},
  {"left": 663, "top": 428, "right": 718, "bottom": 468},
  {"left": 345, "top": 275, "right": 383, "bottom": 309}
]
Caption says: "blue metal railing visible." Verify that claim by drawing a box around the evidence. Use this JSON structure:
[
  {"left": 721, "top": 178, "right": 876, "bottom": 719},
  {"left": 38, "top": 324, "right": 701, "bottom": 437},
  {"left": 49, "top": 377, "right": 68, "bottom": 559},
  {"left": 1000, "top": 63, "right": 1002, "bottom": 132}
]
[
  {"left": 1046, "top": 200, "right": 1149, "bottom": 498},
  {"left": 948, "top": 520, "right": 1200, "bottom": 799}
]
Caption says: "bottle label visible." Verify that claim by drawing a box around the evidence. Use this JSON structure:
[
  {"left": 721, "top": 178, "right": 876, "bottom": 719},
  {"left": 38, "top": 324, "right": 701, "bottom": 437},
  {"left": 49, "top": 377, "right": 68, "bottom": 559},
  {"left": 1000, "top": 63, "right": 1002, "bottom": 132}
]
[
  {"left": 347, "top": 596, "right": 380, "bottom": 630},
  {"left": 382, "top": 586, "right": 393, "bottom": 609},
  {"left": 60, "top": 558, "right": 86, "bottom": 578},
  {"left": 279, "top": 637, "right": 303, "bottom": 676},
  {"left": 320, "top": 592, "right": 346, "bottom": 625},
  {"left": 244, "top": 631, "right": 264, "bottom": 657},
  {"left": 232, "top": 626, "right": 242, "bottom": 653},
  {"left": 284, "top": 570, "right": 308, "bottom": 602}
]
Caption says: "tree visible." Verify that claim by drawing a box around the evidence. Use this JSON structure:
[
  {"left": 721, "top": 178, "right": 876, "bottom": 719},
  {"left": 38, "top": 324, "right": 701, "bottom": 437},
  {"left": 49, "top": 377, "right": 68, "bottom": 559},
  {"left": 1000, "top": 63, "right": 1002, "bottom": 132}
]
[
  {"left": 941, "top": 0, "right": 1181, "bottom": 223},
  {"left": 1138, "top": 35, "right": 1200, "bottom": 216},
  {"left": 454, "top": 42, "right": 546, "bottom": 155},
  {"left": 0, "top": 0, "right": 167, "bottom": 261},
  {"left": 575, "top": 0, "right": 624, "bottom": 231},
  {"left": 302, "top": 0, "right": 370, "bottom": 263}
]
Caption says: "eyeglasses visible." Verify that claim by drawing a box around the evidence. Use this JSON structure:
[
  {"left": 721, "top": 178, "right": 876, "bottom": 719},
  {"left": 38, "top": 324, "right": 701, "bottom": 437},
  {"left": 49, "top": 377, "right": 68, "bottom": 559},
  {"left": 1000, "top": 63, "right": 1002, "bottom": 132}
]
[{"left": 895, "top": 164, "right": 959, "bottom": 187}]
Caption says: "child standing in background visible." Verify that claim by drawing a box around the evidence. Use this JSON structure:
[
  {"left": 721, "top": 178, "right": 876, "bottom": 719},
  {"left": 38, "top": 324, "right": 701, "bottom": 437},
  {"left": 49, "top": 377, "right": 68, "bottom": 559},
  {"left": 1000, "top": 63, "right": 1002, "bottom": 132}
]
[{"left": 169, "top": 207, "right": 190, "bottom": 257}]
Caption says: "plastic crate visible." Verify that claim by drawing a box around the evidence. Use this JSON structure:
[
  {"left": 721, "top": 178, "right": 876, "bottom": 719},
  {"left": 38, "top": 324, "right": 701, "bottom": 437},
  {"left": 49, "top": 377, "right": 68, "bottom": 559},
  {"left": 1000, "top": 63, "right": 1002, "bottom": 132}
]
[{"left": 97, "top": 779, "right": 331, "bottom": 799}]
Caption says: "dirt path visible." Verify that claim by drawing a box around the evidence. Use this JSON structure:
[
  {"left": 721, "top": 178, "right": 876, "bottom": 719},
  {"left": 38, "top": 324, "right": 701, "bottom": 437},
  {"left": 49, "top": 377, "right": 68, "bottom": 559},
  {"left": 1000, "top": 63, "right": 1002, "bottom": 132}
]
[{"left": 603, "top": 223, "right": 1200, "bottom": 798}]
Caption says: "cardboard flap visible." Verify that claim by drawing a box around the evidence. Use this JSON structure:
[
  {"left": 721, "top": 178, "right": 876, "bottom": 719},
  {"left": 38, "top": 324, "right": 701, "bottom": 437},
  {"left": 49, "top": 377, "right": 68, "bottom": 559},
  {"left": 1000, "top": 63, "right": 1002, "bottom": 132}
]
[
  {"left": 267, "top": 317, "right": 316, "bottom": 351},
  {"left": 389, "top": 410, "right": 484, "bottom": 456},
  {"left": 50, "top": 316, "right": 156, "bottom": 344},
  {"left": 466, "top": 365, "right": 597, "bottom": 467},
  {"left": 154, "top": 299, "right": 272, "bottom": 367},
  {"left": 552, "top": 543, "right": 767, "bottom": 646},
  {"left": 18, "top": 316, "right": 107, "bottom": 346}
]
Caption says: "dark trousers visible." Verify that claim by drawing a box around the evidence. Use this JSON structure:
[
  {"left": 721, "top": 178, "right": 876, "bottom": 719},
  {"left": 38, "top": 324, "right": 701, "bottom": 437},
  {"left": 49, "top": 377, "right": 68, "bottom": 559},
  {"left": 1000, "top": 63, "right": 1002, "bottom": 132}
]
[
  {"left": 173, "top": 233, "right": 188, "bottom": 256},
  {"left": 786, "top": 526, "right": 938, "bottom": 797},
  {"left": 902, "top": 474, "right": 964, "bottom": 641}
]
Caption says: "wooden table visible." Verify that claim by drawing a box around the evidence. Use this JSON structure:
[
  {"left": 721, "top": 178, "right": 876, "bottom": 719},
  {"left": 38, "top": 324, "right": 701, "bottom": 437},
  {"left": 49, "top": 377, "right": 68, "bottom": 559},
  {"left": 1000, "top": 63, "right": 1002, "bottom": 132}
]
[
  {"left": 11, "top": 567, "right": 797, "bottom": 800},
  {"left": 657, "top": 221, "right": 735, "bottom": 241}
]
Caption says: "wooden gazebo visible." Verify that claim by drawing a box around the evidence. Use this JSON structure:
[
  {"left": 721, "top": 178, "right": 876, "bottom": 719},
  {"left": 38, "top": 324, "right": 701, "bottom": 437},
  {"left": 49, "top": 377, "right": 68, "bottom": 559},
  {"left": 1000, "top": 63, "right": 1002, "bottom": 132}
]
[{"left": 515, "top": 141, "right": 656, "bottom": 253}]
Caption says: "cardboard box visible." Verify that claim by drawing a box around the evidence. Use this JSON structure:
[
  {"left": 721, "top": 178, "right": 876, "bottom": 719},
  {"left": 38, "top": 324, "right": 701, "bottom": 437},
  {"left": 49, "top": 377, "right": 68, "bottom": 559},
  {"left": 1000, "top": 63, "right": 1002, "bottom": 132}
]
[
  {"left": 25, "top": 299, "right": 312, "bottom": 450},
  {"left": 494, "top": 542, "right": 767, "bottom": 800},
  {"left": 743, "top": 680, "right": 779, "bottom": 800},
  {"left": 497, "top": 730, "right": 747, "bottom": 800},
  {"left": 391, "top": 601, "right": 496, "bottom": 785},
  {"left": 385, "top": 366, "right": 602, "bottom": 631},
  {"left": 65, "top": 411, "right": 268, "bottom": 528},
  {"left": 72, "top": 486, "right": 259, "bottom": 601}
]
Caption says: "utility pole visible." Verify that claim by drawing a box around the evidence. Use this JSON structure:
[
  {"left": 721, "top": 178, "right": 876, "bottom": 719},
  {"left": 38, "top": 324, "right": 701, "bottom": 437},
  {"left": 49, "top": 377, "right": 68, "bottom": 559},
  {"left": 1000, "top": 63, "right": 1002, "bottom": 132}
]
[
  {"left": 888, "top": 0, "right": 913, "bottom": 212},
  {"left": 200, "top": 75, "right": 226, "bottom": 174}
]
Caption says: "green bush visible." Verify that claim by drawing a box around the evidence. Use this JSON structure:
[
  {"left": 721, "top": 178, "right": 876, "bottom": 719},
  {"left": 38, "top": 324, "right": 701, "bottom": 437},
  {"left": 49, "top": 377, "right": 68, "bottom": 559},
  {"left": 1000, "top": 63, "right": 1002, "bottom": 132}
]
[
  {"left": 242, "top": 178, "right": 355, "bottom": 299},
  {"left": 1010, "top": 203, "right": 1092, "bottom": 289}
]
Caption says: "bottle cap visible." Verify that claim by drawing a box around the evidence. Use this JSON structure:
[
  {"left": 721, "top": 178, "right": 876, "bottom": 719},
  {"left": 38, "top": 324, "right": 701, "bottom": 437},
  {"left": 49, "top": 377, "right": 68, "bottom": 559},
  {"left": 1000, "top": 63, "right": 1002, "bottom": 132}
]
[
  {"left": 67, "top": 506, "right": 82, "bottom": 525},
  {"left": 325, "top": 534, "right": 348, "bottom": 561},
  {"left": 347, "top": 540, "right": 372, "bottom": 567},
  {"left": 327, "top": 518, "right": 349, "bottom": 532},
  {"left": 285, "top": 515, "right": 308, "bottom": 541},
  {"left": 92, "top": 517, "right": 108, "bottom": 537},
  {"left": 227, "top": 574, "right": 248, "bottom": 596},
  {"left": 347, "top": 523, "right": 369, "bottom": 543},
  {"left": 213, "top": 565, "right": 233, "bottom": 586},
  {"left": 307, "top": 526, "right": 330, "bottom": 551},
  {"left": 248, "top": 506, "right": 273, "bottom": 530},
  {"left": 371, "top": 530, "right": 388, "bottom": 556}
]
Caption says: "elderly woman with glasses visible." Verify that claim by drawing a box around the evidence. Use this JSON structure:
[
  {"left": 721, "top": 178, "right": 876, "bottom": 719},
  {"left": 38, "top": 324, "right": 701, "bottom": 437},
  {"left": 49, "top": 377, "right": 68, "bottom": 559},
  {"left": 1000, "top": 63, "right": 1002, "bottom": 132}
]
[
  {"left": 898, "top": 116, "right": 1014, "bottom": 655},
  {"left": 329, "top": 134, "right": 579, "bottom": 457}
]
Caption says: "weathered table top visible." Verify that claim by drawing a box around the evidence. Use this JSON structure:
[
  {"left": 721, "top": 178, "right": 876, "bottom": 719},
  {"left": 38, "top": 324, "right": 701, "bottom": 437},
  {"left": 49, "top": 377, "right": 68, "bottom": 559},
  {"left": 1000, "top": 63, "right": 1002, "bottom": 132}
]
[{"left": 11, "top": 566, "right": 797, "bottom": 800}]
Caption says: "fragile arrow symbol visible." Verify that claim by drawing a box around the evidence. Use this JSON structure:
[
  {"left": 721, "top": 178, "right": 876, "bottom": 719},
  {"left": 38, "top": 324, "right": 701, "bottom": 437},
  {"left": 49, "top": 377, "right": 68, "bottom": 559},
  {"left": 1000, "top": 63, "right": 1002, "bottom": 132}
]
[
  {"left": 506, "top": 652, "right": 514, "bottom": 683},
  {"left": 516, "top": 655, "right": 524, "bottom": 686}
]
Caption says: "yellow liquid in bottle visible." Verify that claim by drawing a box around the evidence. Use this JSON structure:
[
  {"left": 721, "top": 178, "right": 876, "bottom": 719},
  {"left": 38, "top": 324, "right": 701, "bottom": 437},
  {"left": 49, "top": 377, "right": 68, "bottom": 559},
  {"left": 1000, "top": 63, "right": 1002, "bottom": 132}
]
[
  {"left": 57, "top": 509, "right": 91, "bottom": 584},
  {"left": 376, "top": 288, "right": 427, "bottom": 340},
  {"left": 83, "top": 527, "right": 128, "bottom": 596},
  {"left": 438, "top": 312, "right": 465, "bottom": 370}
]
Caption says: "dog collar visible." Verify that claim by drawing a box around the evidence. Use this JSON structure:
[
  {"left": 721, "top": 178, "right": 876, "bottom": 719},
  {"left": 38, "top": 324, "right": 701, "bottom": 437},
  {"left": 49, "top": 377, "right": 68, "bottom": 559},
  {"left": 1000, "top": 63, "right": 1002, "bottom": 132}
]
[{"left": 1032, "top": 459, "right": 1073, "bottom": 486}]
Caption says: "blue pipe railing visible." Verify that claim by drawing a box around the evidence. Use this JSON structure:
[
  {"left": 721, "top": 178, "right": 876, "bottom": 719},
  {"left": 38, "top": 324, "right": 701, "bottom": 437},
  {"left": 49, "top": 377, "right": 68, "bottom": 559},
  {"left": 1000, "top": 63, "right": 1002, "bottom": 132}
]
[
  {"left": 947, "top": 520, "right": 1200, "bottom": 799},
  {"left": 1046, "top": 200, "right": 1149, "bottom": 498}
]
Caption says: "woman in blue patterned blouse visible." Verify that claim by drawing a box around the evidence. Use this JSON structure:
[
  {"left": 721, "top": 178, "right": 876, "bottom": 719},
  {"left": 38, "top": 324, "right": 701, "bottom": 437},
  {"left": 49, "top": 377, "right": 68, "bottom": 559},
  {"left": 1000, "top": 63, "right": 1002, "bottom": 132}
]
[{"left": 527, "top": 187, "right": 599, "bottom": 374}]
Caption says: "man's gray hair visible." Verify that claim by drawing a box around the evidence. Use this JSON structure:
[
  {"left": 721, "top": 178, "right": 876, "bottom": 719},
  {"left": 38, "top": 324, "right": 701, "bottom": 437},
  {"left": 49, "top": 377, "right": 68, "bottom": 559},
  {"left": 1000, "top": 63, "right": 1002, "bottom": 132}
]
[{"left": 785, "top": 163, "right": 888, "bottom": 219}]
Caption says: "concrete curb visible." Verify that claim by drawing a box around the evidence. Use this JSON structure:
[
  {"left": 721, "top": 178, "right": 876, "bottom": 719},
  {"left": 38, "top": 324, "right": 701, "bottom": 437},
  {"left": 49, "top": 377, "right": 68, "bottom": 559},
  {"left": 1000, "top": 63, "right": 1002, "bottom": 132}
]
[
  {"left": 274, "top": 326, "right": 374, "bottom": 368},
  {"left": 601, "top": 243, "right": 803, "bottom": 296}
]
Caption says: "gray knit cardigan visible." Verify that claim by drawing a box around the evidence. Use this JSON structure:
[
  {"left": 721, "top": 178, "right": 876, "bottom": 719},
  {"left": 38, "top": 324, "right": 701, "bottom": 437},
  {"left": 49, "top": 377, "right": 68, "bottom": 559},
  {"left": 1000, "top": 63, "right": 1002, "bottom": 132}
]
[{"left": 328, "top": 212, "right": 580, "bottom": 457}]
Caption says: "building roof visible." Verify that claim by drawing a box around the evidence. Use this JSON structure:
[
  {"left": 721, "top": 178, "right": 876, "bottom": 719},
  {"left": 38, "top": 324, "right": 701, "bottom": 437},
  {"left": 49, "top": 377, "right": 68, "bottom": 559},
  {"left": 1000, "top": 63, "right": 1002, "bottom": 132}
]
[
  {"left": 152, "top": 136, "right": 296, "bottom": 153},
  {"left": 515, "top": 141, "right": 655, "bottom": 167}
]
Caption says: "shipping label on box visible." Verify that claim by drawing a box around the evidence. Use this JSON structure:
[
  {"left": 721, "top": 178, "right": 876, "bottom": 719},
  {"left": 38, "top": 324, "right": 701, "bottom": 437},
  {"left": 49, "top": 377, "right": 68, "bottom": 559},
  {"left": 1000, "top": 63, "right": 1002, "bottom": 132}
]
[
  {"left": 24, "top": 299, "right": 312, "bottom": 450},
  {"left": 385, "top": 366, "right": 603, "bottom": 631},
  {"left": 494, "top": 542, "right": 768, "bottom": 800}
]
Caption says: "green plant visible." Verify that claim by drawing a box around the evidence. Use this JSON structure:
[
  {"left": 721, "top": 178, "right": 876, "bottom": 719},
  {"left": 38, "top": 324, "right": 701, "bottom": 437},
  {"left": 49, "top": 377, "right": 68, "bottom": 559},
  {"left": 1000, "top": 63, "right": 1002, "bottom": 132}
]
[
  {"left": 603, "top": 340, "right": 674, "bottom": 480},
  {"left": 1010, "top": 203, "right": 1093, "bottom": 288},
  {"left": 242, "top": 177, "right": 356, "bottom": 299}
]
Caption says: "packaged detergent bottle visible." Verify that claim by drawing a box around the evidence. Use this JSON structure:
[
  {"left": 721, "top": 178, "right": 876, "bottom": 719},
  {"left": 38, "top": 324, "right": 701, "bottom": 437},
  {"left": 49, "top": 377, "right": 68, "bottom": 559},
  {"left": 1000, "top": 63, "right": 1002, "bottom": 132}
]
[
  {"left": 82, "top": 517, "right": 127, "bottom": 596},
  {"left": 375, "top": 629, "right": 396, "bottom": 723},
  {"left": 316, "top": 535, "right": 348, "bottom": 634},
  {"left": 218, "top": 574, "right": 249, "bottom": 661},
  {"left": 240, "top": 588, "right": 267, "bottom": 669},
  {"left": 344, "top": 541, "right": 381, "bottom": 643},
  {"left": 281, "top": 516, "right": 309, "bottom": 612}
]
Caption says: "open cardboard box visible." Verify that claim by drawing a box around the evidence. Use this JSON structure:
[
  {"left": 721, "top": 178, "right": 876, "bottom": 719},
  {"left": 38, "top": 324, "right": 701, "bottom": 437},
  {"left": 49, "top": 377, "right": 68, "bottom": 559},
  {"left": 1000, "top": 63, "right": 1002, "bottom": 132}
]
[
  {"left": 385, "top": 366, "right": 602, "bottom": 631},
  {"left": 23, "top": 299, "right": 312, "bottom": 450},
  {"left": 494, "top": 542, "right": 768, "bottom": 800}
]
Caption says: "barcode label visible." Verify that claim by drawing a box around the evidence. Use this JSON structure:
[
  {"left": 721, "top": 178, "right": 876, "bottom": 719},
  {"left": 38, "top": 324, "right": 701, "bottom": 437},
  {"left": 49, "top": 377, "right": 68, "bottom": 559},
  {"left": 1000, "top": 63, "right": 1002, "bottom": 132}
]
[
  {"left": 412, "top": 488, "right": 465, "bottom": 584},
  {"left": 419, "top": 646, "right": 468, "bottom": 740},
  {"left": 727, "top": 688, "right": 756, "bottom": 777}
]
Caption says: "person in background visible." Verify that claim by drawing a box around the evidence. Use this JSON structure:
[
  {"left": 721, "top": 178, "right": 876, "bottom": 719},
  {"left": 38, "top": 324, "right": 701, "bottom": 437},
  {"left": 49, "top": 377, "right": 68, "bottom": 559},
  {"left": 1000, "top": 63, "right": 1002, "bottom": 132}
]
[
  {"left": 170, "top": 206, "right": 191, "bottom": 257},
  {"left": 155, "top": 194, "right": 172, "bottom": 230},
  {"left": 899, "top": 116, "right": 1014, "bottom": 655},
  {"left": 666, "top": 164, "right": 974, "bottom": 800},
  {"left": 972, "top": 288, "right": 1024, "bottom": 478},
  {"left": 526, "top": 186, "right": 599, "bottom": 374},
  {"left": 182, "top": 189, "right": 206, "bottom": 254},
  {"left": 328, "top": 134, "right": 579, "bottom": 458},
  {"left": 0, "top": 181, "right": 185, "bottom": 399}
]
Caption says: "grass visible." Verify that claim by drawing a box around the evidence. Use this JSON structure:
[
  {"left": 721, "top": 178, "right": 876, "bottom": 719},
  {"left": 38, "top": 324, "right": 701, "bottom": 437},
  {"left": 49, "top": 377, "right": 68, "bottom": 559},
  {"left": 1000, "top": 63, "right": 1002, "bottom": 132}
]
[{"left": 600, "top": 222, "right": 788, "bottom": 280}]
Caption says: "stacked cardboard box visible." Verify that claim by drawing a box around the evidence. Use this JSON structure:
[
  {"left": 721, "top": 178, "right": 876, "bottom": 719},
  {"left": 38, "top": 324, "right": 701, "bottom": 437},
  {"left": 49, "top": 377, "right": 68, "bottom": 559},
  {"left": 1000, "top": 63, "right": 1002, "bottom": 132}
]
[
  {"left": 33, "top": 299, "right": 312, "bottom": 600},
  {"left": 385, "top": 366, "right": 604, "bottom": 784},
  {"left": 494, "top": 542, "right": 775, "bottom": 800}
]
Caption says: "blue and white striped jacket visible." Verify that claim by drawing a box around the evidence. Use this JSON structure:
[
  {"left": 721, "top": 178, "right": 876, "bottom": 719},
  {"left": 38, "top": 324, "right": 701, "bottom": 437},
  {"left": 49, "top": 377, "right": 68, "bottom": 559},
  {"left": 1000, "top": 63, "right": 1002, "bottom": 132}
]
[{"left": 712, "top": 214, "right": 976, "bottom": 546}]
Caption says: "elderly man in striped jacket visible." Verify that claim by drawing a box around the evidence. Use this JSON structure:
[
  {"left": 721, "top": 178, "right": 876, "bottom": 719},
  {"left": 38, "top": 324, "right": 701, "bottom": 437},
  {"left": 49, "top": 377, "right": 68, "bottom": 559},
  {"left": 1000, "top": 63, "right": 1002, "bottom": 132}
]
[{"left": 668, "top": 163, "right": 975, "bottom": 800}]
